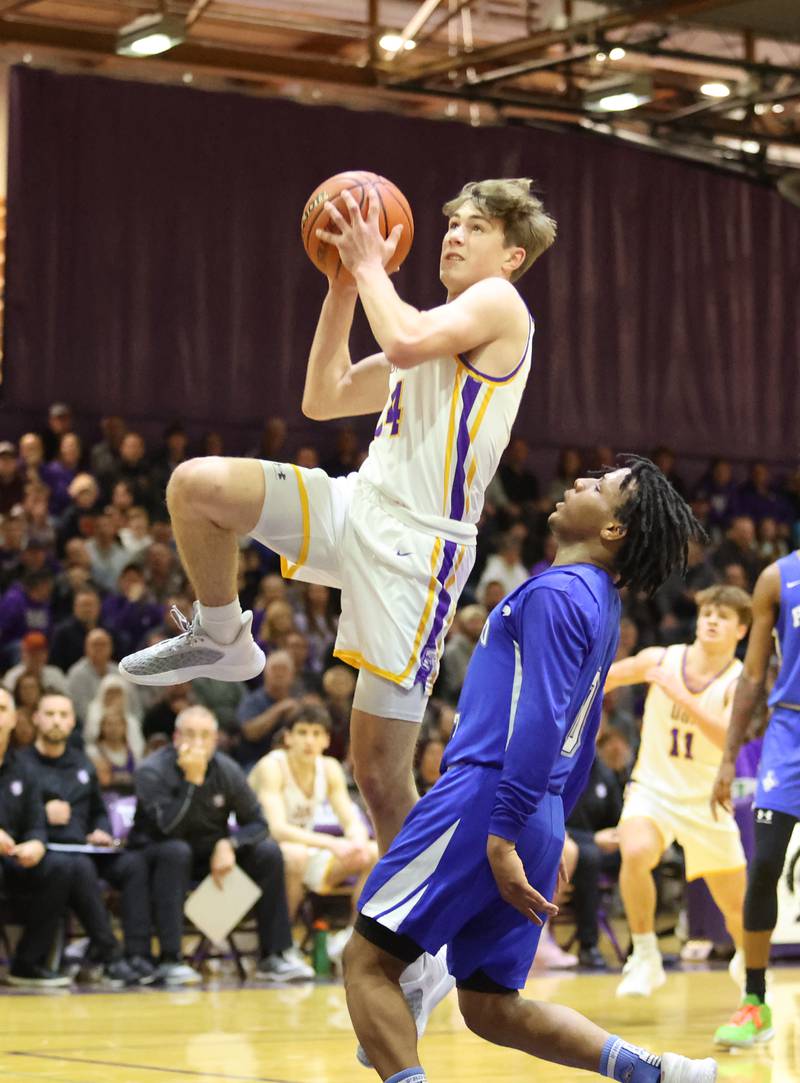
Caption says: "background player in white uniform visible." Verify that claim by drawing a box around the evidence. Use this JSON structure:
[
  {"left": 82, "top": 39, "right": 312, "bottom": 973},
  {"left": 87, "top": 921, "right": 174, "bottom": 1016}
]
[
  {"left": 605, "top": 585, "right": 751, "bottom": 998},
  {"left": 119, "top": 178, "right": 556, "bottom": 859},
  {"left": 249, "top": 703, "right": 377, "bottom": 946}
]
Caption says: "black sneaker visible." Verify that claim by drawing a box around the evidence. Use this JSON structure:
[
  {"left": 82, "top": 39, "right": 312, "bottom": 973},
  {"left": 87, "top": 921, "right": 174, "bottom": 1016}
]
[
  {"left": 578, "top": 946, "right": 610, "bottom": 971},
  {"left": 8, "top": 962, "right": 72, "bottom": 988},
  {"left": 127, "top": 955, "right": 158, "bottom": 985},
  {"left": 102, "top": 957, "right": 140, "bottom": 987}
]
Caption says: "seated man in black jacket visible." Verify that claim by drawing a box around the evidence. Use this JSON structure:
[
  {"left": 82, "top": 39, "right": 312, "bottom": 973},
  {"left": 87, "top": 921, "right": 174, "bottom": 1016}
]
[
  {"left": 129, "top": 705, "right": 313, "bottom": 985},
  {"left": 0, "top": 687, "right": 72, "bottom": 986},
  {"left": 565, "top": 749, "right": 624, "bottom": 970},
  {"left": 23, "top": 693, "right": 152, "bottom": 985}
]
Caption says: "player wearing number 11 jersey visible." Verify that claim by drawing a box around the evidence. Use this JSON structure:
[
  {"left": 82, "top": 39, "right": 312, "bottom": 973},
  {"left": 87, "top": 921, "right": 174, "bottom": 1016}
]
[{"left": 605, "top": 584, "right": 752, "bottom": 999}]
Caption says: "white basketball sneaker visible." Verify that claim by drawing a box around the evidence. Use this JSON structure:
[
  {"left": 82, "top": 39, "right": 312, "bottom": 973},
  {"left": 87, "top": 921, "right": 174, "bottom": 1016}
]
[
  {"left": 616, "top": 951, "right": 667, "bottom": 998},
  {"left": 119, "top": 604, "right": 265, "bottom": 686},
  {"left": 660, "top": 1052, "right": 718, "bottom": 1082},
  {"left": 356, "top": 948, "right": 455, "bottom": 1068}
]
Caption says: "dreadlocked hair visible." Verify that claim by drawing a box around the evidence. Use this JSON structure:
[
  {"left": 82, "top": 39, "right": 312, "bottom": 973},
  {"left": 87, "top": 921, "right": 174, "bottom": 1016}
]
[{"left": 597, "top": 454, "right": 708, "bottom": 598}]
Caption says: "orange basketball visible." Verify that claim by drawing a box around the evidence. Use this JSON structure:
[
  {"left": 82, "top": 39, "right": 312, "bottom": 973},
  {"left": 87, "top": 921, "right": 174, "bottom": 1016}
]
[{"left": 300, "top": 170, "right": 414, "bottom": 284}]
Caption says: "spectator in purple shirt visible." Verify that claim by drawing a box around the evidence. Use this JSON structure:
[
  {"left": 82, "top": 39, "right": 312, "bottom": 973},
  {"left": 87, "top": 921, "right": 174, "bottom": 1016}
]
[
  {"left": 734, "top": 461, "right": 793, "bottom": 533},
  {"left": 101, "top": 565, "right": 164, "bottom": 658},
  {"left": 692, "top": 457, "right": 738, "bottom": 538},
  {"left": 41, "top": 433, "right": 83, "bottom": 516},
  {"left": 0, "top": 570, "right": 54, "bottom": 668}
]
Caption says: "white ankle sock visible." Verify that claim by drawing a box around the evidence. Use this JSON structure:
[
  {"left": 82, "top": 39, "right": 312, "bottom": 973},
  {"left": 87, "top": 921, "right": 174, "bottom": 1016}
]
[
  {"left": 198, "top": 599, "right": 243, "bottom": 645},
  {"left": 632, "top": 932, "right": 659, "bottom": 957}
]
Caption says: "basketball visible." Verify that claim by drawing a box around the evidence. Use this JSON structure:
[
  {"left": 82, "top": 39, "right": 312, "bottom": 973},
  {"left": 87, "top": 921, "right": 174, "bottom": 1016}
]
[{"left": 300, "top": 170, "right": 414, "bottom": 284}]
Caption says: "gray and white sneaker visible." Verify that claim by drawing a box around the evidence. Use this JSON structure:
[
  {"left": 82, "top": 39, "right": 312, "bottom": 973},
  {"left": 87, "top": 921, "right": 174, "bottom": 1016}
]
[
  {"left": 119, "top": 604, "right": 265, "bottom": 686},
  {"left": 255, "top": 949, "right": 315, "bottom": 983},
  {"left": 153, "top": 961, "right": 204, "bottom": 986},
  {"left": 357, "top": 948, "right": 454, "bottom": 1067}
]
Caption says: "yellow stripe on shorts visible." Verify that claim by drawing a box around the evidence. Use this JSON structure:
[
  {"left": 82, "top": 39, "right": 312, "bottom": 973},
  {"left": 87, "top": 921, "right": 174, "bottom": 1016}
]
[{"left": 279, "top": 463, "right": 311, "bottom": 580}]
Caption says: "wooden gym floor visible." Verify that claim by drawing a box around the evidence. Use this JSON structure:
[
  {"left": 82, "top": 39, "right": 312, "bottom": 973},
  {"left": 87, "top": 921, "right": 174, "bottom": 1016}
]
[{"left": 0, "top": 964, "right": 797, "bottom": 1083}]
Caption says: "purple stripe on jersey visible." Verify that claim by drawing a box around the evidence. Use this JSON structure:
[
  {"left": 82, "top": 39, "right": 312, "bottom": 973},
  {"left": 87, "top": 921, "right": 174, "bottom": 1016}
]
[
  {"left": 448, "top": 376, "right": 481, "bottom": 520},
  {"left": 414, "top": 539, "right": 458, "bottom": 689}
]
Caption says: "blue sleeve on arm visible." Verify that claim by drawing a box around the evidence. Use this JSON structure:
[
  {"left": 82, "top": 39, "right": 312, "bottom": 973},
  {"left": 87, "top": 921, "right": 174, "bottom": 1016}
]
[
  {"left": 488, "top": 586, "right": 593, "bottom": 843},
  {"left": 561, "top": 707, "right": 602, "bottom": 821}
]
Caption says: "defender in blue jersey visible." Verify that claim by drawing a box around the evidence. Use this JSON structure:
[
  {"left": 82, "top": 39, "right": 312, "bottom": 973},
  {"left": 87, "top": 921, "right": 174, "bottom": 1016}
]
[
  {"left": 344, "top": 457, "right": 716, "bottom": 1083},
  {"left": 711, "top": 553, "right": 800, "bottom": 1047}
]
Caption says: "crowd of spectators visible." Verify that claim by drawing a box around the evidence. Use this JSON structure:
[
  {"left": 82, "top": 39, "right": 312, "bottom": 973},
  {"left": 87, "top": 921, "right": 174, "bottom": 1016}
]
[{"left": 1, "top": 403, "right": 796, "bottom": 988}]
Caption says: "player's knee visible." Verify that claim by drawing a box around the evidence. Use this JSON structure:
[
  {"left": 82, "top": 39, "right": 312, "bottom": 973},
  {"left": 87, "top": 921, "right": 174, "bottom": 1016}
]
[
  {"left": 281, "top": 843, "right": 309, "bottom": 878},
  {"left": 458, "top": 990, "right": 516, "bottom": 1040},
  {"left": 167, "top": 456, "right": 236, "bottom": 517},
  {"left": 621, "top": 839, "right": 659, "bottom": 871},
  {"left": 748, "top": 853, "right": 784, "bottom": 895}
]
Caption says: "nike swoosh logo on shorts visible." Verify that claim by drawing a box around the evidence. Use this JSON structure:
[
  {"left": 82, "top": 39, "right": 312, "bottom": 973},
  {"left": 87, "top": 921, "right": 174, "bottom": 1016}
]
[
  {"left": 787, "top": 579, "right": 800, "bottom": 588},
  {"left": 396, "top": 551, "right": 413, "bottom": 557}
]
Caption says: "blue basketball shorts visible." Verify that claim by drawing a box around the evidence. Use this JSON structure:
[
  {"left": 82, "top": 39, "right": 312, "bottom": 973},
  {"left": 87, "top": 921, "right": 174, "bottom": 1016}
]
[
  {"left": 756, "top": 708, "right": 800, "bottom": 817},
  {"left": 357, "top": 763, "right": 565, "bottom": 990}
]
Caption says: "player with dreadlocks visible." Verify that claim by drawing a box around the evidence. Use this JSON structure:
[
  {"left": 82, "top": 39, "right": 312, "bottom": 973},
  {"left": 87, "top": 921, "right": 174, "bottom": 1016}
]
[{"left": 343, "top": 456, "right": 717, "bottom": 1083}]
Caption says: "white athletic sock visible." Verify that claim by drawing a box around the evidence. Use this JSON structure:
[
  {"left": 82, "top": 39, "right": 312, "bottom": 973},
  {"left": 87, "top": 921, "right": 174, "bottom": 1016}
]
[
  {"left": 631, "top": 932, "right": 659, "bottom": 958},
  {"left": 198, "top": 599, "right": 243, "bottom": 645}
]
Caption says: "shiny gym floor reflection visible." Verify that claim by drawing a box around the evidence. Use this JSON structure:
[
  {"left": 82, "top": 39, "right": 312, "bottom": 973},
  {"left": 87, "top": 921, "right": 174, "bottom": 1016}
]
[{"left": 1, "top": 966, "right": 797, "bottom": 1083}]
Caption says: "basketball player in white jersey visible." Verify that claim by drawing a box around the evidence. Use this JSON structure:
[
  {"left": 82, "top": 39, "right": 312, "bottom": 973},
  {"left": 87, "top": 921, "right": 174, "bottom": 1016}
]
[
  {"left": 604, "top": 585, "right": 752, "bottom": 997},
  {"left": 119, "top": 178, "right": 555, "bottom": 1034},
  {"left": 249, "top": 703, "right": 377, "bottom": 948}
]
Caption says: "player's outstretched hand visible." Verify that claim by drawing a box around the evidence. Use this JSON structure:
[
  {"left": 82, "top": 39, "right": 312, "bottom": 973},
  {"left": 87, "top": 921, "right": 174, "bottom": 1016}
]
[
  {"left": 487, "top": 834, "right": 559, "bottom": 926},
  {"left": 710, "top": 759, "right": 735, "bottom": 820},
  {"left": 317, "top": 189, "right": 403, "bottom": 276}
]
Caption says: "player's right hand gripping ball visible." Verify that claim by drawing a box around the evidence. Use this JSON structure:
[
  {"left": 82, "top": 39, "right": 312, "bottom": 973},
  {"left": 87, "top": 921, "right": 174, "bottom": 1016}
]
[{"left": 300, "top": 170, "right": 414, "bottom": 284}]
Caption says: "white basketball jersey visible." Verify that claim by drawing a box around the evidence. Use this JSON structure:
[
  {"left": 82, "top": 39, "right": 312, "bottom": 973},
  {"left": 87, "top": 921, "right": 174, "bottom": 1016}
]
[
  {"left": 358, "top": 314, "right": 534, "bottom": 541},
  {"left": 268, "top": 749, "right": 330, "bottom": 830},
  {"left": 632, "top": 644, "right": 742, "bottom": 803}
]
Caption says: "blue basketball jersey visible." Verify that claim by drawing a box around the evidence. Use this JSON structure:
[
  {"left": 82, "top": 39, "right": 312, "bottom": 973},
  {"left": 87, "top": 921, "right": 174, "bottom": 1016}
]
[
  {"left": 769, "top": 551, "right": 800, "bottom": 709},
  {"left": 756, "top": 552, "right": 800, "bottom": 816},
  {"left": 441, "top": 563, "right": 621, "bottom": 842}
]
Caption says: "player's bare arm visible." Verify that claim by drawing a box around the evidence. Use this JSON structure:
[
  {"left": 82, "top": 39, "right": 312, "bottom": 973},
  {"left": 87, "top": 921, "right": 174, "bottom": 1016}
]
[
  {"left": 318, "top": 190, "right": 529, "bottom": 375},
  {"left": 605, "top": 646, "right": 665, "bottom": 691},
  {"left": 645, "top": 665, "right": 732, "bottom": 750},
  {"left": 711, "top": 563, "right": 780, "bottom": 817},
  {"left": 301, "top": 283, "right": 391, "bottom": 422},
  {"left": 325, "top": 758, "right": 368, "bottom": 843}
]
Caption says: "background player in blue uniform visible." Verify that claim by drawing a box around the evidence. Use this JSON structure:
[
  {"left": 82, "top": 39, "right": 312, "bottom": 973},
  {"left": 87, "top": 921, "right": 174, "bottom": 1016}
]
[
  {"left": 344, "top": 456, "right": 716, "bottom": 1083},
  {"left": 711, "top": 552, "right": 800, "bottom": 1047}
]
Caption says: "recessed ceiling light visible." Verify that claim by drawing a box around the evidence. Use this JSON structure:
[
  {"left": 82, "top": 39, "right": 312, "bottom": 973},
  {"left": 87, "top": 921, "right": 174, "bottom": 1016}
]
[
  {"left": 609, "top": 47, "right": 626, "bottom": 61},
  {"left": 700, "top": 82, "right": 730, "bottom": 98},
  {"left": 379, "top": 33, "right": 416, "bottom": 53}
]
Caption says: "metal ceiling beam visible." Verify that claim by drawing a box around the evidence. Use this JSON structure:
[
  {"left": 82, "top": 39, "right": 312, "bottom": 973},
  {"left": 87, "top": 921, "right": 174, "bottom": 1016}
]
[
  {"left": 620, "top": 41, "right": 800, "bottom": 80},
  {"left": 463, "top": 45, "right": 596, "bottom": 88},
  {"left": 385, "top": 0, "right": 745, "bottom": 85},
  {"left": 0, "top": 19, "right": 377, "bottom": 85}
]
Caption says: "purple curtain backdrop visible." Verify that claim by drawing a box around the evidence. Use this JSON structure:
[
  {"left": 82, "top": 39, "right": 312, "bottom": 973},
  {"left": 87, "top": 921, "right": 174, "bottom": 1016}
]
[{"left": 4, "top": 65, "right": 799, "bottom": 463}]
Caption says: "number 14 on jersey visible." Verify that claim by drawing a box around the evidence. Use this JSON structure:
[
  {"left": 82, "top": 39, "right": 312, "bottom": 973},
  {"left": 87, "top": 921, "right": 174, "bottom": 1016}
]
[{"left": 375, "top": 381, "right": 404, "bottom": 438}]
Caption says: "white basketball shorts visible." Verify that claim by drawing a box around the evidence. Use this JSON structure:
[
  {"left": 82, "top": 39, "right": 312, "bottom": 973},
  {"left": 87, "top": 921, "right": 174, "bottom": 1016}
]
[
  {"left": 250, "top": 462, "right": 476, "bottom": 696},
  {"left": 620, "top": 780, "right": 746, "bottom": 880}
]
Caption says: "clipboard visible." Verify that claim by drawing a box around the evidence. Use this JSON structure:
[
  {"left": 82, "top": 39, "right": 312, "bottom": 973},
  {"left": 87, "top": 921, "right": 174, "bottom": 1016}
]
[{"left": 184, "top": 865, "right": 262, "bottom": 946}]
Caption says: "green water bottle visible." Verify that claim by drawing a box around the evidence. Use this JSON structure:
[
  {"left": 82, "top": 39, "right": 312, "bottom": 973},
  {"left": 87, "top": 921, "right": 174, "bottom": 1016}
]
[{"left": 312, "top": 919, "right": 331, "bottom": 977}]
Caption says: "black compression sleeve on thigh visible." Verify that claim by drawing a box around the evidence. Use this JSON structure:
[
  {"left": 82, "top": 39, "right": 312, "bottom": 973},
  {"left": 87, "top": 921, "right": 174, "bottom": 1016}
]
[
  {"left": 355, "top": 914, "right": 424, "bottom": 965},
  {"left": 744, "top": 808, "right": 799, "bottom": 931},
  {"left": 456, "top": 969, "right": 518, "bottom": 995}
]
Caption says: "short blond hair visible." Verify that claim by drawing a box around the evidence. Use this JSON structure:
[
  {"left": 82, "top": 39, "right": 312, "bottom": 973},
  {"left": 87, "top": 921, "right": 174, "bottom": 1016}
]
[
  {"left": 696, "top": 585, "right": 752, "bottom": 629},
  {"left": 442, "top": 178, "right": 557, "bottom": 281}
]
